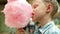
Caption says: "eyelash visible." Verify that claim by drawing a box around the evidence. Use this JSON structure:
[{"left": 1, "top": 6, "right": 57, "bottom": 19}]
[{"left": 33, "top": 4, "right": 38, "bottom": 9}]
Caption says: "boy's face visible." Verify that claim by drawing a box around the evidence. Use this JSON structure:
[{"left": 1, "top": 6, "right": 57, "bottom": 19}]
[{"left": 32, "top": 0, "right": 47, "bottom": 22}]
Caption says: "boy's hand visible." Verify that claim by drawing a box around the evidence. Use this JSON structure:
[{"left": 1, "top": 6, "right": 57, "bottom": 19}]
[{"left": 17, "top": 28, "right": 27, "bottom": 34}]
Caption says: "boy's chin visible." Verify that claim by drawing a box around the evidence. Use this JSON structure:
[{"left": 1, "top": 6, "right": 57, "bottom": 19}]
[
  {"left": 32, "top": 17, "right": 38, "bottom": 22},
  {"left": 32, "top": 19, "right": 37, "bottom": 22}
]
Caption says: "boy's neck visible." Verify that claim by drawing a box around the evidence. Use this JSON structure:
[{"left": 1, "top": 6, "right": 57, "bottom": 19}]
[{"left": 39, "top": 16, "right": 52, "bottom": 27}]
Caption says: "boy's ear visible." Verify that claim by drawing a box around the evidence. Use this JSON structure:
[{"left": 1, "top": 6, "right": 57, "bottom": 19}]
[{"left": 46, "top": 3, "right": 53, "bottom": 14}]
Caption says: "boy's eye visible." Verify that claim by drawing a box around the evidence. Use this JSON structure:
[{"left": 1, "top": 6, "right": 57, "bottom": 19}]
[{"left": 33, "top": 4, "right": 38, "bottom": 9}]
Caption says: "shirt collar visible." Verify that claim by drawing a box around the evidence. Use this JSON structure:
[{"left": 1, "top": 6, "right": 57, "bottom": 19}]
[{"left": 39, "top": 21, "right": 55, "bottom": 34}]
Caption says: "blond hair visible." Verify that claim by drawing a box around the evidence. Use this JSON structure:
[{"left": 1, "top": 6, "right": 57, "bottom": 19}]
[{"left": 26, "top": 0, "right": 33, "bottom": 4}]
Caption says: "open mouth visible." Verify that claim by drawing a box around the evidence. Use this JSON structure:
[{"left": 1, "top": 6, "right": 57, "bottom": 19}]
[{"left": 32, "top": 13, "right": 35, "bottom": 18}]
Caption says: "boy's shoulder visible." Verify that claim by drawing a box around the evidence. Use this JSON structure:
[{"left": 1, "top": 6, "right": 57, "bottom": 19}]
[{"left": 48, "top": 25, "right": 60, "bottom": 34}]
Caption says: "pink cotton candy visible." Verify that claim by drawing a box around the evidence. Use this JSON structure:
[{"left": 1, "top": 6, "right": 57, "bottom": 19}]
[
  {"left": 7, "top": 0, "right": 17, "bottom": 2},
  {"left": 4, "top": 0, "right": 32, "bottom": 28}
]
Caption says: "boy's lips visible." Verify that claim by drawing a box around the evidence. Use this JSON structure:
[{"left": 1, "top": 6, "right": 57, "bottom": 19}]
[{"left": 32, "top": 13, "right": 35, "bottom": 18}]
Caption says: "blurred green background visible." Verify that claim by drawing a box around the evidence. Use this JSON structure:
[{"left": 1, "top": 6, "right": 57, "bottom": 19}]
[{"left": 0, "top": 5, "right": 9, "bottom": 33}]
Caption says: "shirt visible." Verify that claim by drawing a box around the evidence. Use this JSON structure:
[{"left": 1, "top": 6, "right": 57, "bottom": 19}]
[{"left": 34, "top": 21, "right": 60, "bottom": 34}]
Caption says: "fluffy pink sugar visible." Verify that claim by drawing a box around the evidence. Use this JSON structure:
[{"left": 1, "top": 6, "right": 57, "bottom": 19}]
[
  {"left": 7, "top": 0, "right": 17, "bottom": 2},
  {"left": 4, "top": 1, "right": 32, "bottom": 28}
]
